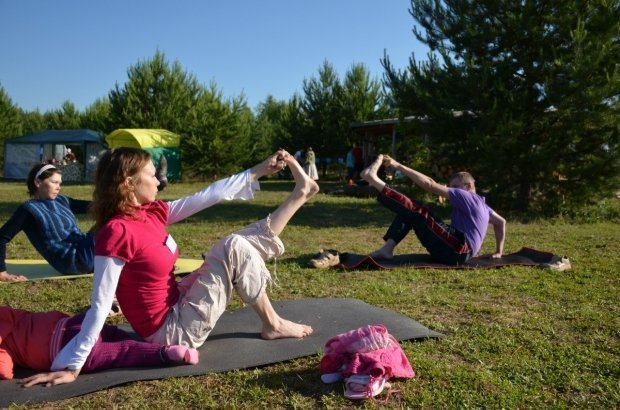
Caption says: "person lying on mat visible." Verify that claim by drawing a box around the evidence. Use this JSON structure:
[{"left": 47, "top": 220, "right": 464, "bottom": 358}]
[
  {"left": 0, "top": 164, "right": 95, "bottom": 282},
  {"left": 361, "top": 154, "right": 506, "bottom": 266},
  {"left": 20, "top": 147, "right": 316, "bottom": 387},
  {"left": 0, "top": 305, "right": 198, "bottom": 381}
]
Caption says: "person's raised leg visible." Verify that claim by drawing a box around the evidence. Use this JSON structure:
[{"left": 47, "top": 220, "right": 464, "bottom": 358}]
[
  {"left": 267, "top": 149, "right": 319, "bottom": 236},
  {"left": 360, "top": 154, "right": 397, "bottom": 258},
  {"left": 250, "top": 149, "right": 317, "bottom": 339}
]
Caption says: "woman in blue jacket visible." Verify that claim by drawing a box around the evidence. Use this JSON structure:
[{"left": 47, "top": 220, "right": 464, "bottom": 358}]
[{"left": 0, "top": 164, "right": 94, "bottom": 282}]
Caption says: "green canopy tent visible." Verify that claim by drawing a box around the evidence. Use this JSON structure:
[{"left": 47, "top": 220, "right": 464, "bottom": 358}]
[{"left": 106, "top": 129, "right": 181, "bottom": 180}]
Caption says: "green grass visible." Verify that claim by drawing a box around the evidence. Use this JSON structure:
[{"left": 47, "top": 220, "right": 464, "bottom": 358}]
[{"left": 1, "top": 179, "right": 619, "bottom": 409}]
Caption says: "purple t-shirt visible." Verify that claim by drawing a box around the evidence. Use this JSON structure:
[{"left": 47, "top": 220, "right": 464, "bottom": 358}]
[{"left": 448, "top": 188, "right": 492, "bottom": 256}]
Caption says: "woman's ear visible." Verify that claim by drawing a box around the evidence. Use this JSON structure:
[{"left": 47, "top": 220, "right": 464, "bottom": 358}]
[{"left": 124, "top": 176, "right": 135, "bottom": 191}]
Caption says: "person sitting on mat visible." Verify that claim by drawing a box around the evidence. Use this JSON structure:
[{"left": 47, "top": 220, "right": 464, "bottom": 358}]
[
  {"left": 0, "top": 164, "right": 95, "bottom": 282},
  {"left": 20, "top": 147, "right": 317, "bottom": 387},
  {"left": 361, "top": 154, "right": 506, "bottom": 265},
  {"left": 0, "top": 161, "right": 170, "bottom": 283},
  {"left": 0, "top": 305, "right": 198, "bottom": 381}
]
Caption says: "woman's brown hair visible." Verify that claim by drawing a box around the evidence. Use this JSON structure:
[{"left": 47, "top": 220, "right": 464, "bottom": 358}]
[{"left": 91, "top": 147, "right": 152, "bottom": 231}]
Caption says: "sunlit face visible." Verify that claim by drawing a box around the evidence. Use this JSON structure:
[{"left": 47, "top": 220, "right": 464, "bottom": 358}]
[
  {"left": 35, "top": 172, "right": 62, "bottom": 200},
  {"left": 129, "top": 161, "right": 160, "bottom": 205}
]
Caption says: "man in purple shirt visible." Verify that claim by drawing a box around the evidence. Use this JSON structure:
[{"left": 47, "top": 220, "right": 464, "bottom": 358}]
[{"left": 361, "top": 154, "right": 506, "bottom": 265}]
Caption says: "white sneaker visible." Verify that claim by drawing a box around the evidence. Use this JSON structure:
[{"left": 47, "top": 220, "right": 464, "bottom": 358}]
[
  {"left": 543, "top": 256, "right": 571, "bottom": 271},
  {"left": 344, "top": 375, "right": 390, "bottom": 400},
  {"left": 309, "top": 249, "right": 340, "bottom": 269}
]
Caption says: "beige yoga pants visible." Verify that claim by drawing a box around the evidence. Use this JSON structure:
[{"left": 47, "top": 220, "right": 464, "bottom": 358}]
[{"left": 145, "top": 217, "right": 284, "bottom": 348}]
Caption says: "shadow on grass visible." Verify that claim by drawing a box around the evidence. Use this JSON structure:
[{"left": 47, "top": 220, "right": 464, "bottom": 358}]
[
  {"left": 180, "top": 200, "right": 394, "bottom": 229},
  {"left": 179, "top": 178, "right": 382, "bottom": 228},
  {"left": 182, "top": 195, "right": 450, "bottom": 228},
  {"left": 248, "top": 365, "right": 338, "bottom": 400}
]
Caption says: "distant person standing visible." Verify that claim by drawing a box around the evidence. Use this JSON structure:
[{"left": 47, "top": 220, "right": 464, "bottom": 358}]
[
  {"left": 156, "top": 154, "right": 168, "bottom": 192},
  {"left": 304, "top": 147, "right": 319, "bottom": 180},
  {"left": 345, "top": 145, "right": 355, "bottom": 184}
]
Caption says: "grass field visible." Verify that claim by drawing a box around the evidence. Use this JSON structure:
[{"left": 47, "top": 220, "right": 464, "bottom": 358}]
[{"left": 0, "top": 178, "right": 618, "bottom": 409}]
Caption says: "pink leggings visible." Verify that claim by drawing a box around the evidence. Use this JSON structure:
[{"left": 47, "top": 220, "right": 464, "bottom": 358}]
[{"left": 60, "top": 314, "right": 166, "bottom": 373}]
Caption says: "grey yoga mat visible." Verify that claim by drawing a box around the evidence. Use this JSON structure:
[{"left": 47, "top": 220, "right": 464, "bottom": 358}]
[
  {"left": 338, "top": 247, "right": 569, "bottom": 270},
  {"left": 0, "top": 297, "right": 444, "bottom": 407}
]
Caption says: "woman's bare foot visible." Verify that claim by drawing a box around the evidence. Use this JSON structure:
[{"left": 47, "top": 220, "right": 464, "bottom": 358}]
[
  {"left": 261, "top": 317, "right": 314, "bottom": 340},
  {"left": 282, "top": 150, "right": 320, "bottom": 198},
  {"left": 360, "top": 155, "right": 386, "bottom": 191},
  {"left": 0, "top": 271, "right": 27, "bottom": 282}
]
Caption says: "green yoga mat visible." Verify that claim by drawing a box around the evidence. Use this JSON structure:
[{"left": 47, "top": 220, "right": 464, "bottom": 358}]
[
  {"left": 0, "top": 298, "right": 444, "bottom": 407},
  {"left": 2, "top": 258, "right": 204, "bottom": 282}
]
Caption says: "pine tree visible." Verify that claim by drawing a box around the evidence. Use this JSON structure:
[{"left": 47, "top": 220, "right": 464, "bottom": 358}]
[
  {"left": 0, "top": 85, "right": 23, "bottom": 169},
  {"left": 108, "top": 50, "right": 201, "bottom": 132},
  {"left": 383, "top": 0, "right": 619, "bottom": 214}
]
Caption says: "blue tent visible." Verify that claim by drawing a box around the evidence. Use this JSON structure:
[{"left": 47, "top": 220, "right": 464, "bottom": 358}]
[{"left": 3, "top": 129, "right": 105, "bottom": 181}]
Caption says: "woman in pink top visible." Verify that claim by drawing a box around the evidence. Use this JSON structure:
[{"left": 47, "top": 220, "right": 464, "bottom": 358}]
[{"left": 21, "top": 148, "right": 317, "bottom": 387}]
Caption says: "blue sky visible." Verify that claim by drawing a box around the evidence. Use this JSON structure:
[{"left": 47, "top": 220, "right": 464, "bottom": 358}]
[{"left": 0, "top": 0, "right": 428, "bottom": 112}]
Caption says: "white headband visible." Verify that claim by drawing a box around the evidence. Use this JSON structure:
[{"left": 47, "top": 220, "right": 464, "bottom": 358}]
[{"left": 35, "top": 164, "right": 57, "bottom": 180}]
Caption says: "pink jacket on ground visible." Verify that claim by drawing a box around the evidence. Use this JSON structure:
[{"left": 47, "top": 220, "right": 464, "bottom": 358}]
[{"left": 320, "top": 324, "right": 414, "bottom": 382}]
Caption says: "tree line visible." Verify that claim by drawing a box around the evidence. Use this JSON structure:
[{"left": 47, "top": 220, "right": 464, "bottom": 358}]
[
  {"left": 0, "top": 51, "right": 388, "bottom": 179},
  {"left": 1, "top": 0, "right": 617, "bottom": 216}
]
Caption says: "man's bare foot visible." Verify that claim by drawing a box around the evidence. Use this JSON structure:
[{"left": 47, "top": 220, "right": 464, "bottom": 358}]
[
  {"left": 382, "top": 155, "right": 400, "bottom": 169},
  {"left": 369, "top": 239, "right": 396, "bottom": 260},
  {"left": 261, "top": 317, "right": 313, "bottom": 340},
  {"left": 360, "top": 154, "right": 386, "bottom": 191},
  {"left": 0, "top": 271, "right": 27, "bottom": 282},
  {"left": 369, "top": 248, "right": 394, "bottom": 260},
  {"left": 360, "top": 154, "right": 383, "bottom": 181}
]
